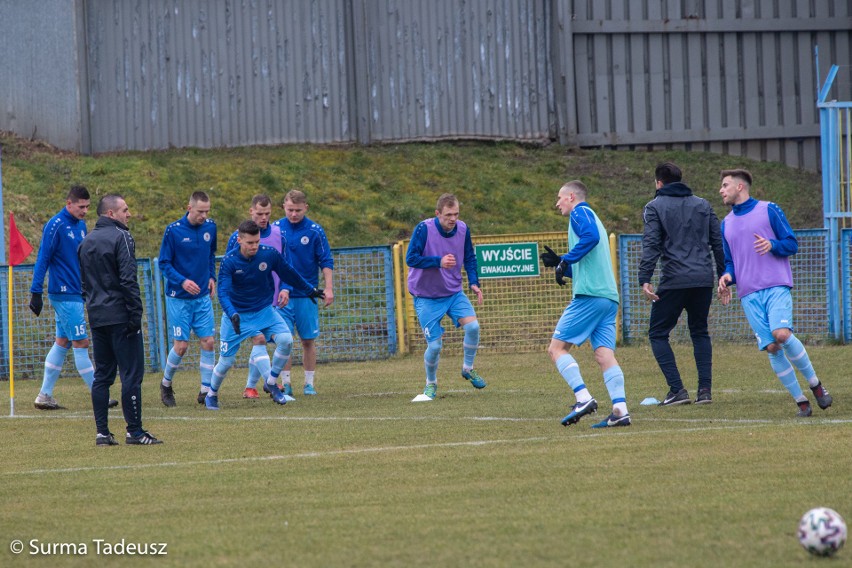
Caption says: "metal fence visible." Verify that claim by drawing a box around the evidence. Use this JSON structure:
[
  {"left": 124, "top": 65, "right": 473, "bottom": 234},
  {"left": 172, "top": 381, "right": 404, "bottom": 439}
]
[
  {"left": 153, "top": 245, "right": 398, "bottom": 374},
  {"left": 0, "top": 259, "right": 161, "bottom": 380},
  {"left": 398, "top": 232, "right": 575, "bottom": 356},
  {"left": 618, "top": 230, "right": 831, "bottom": 344},
  {"left": 844, "top": 228, "right": 852, "bottom": 342}
]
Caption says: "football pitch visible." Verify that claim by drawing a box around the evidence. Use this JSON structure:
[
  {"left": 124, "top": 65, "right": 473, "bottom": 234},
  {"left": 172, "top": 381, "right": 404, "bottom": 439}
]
[{"left": 1, "top": 343, "right": 849, "bottom": 567}]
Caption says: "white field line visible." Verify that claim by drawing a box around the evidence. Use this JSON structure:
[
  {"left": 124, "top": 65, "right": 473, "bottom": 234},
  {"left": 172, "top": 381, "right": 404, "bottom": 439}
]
[{"left": 3, "top": 419, "right": 850, "bottom": 476}]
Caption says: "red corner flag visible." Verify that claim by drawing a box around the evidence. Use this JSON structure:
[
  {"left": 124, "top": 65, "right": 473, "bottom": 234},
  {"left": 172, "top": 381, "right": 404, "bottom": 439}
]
[{"left": 9, "top": 213, "right": 33, "bottom": 266}]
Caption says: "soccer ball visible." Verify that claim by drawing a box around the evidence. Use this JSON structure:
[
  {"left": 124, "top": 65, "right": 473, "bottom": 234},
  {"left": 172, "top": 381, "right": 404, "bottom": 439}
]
[{"left": 798, "top": 507, "right": 847, "bottom": 557}]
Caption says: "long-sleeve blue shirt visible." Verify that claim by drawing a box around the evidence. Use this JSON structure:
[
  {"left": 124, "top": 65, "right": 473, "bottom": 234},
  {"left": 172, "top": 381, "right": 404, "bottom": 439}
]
[
  {"left": 721, "top": 198, "right": 798, "bottom": 282},
  {"left": 217, "top": 245, "right": 314, "bottom": 318},
  {"left": 406, "top": 218, "right": 480, "bottom": 288},
  {"left": 158, "top": 215, "right": 217, "bottom": 299},
  {"left": 555, "top": 202, "right": 601, "bottom": 279},
  {"left": 273, "top": 216, "right": 334, "bottom": 296},
  {"left": 30, "top": 207, "right": 87, "bottom": 301}
]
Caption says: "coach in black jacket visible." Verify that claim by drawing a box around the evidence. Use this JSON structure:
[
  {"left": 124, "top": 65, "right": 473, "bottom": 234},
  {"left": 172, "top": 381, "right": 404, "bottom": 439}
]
[
  {"left": 79, "top": 194, "right": 161, "bottom": 446},
  {"left": 638, "top": 163, "right": 725, "bottom": 406}
]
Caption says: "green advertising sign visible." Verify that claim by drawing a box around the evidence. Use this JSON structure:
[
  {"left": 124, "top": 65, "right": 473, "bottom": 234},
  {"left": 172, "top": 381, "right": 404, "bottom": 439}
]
[{"left": 476, "top": 242, "right": 540, "bottom": 279}]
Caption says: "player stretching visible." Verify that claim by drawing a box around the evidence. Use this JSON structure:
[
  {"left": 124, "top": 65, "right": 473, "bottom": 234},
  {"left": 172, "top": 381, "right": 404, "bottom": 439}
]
[
  {"left": 540, "top": 181, "right": 630, "bottom": 428},
  {"left": 206, "top": 220, "right": 323, "bottom": 410},
  {"left": 717, "top": 169, "right": 832, "bottom": 416}
]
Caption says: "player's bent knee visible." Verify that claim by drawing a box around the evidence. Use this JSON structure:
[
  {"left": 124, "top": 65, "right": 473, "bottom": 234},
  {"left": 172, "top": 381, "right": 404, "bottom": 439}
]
[{"left": 772, "top": 328, "right": 792, "bottom": 343}]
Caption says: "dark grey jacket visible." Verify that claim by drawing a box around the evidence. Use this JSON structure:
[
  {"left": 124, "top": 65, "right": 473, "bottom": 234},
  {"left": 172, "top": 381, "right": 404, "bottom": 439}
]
[
  {"left": 638, "top": 182, "right": 725, "bottom": 290},
  {"left": 78, "top": 216, "right": 144, "bottom": 329}
]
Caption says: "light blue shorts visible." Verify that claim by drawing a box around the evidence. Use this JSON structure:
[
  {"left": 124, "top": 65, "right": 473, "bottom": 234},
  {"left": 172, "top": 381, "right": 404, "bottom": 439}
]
[
  {"left": 740, "top": 286, "right": 794, "bottom": 350},
  {"left": 552, "top": 295, "right": 618, "bottom": 351},
  {"left": 166, "top": 295, "right": 215, "bottom": 341},
  {"left": 413, "top": 292, "right": 476, "bottom": 342},
  {"left": 52, "top": 299, "right": 88, "bottom": 341},
  {"left": 218, "top": 307, "right": 289, "bottom": 357},
  {"left": 278, "top": 297, "right": 319, "bottom": 340}
]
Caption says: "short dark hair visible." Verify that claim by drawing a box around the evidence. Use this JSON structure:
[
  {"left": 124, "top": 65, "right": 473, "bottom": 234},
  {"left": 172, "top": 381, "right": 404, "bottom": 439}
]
[
  {"left": 655, "top": 162, "right": 682, "bottom": 185},
  {"left": 190, "top": 191, "right": 210, "bottom": 204},
  {"left": 237, "top": 219, "right": 260, "bottom": 236},
  {"left": 97, "top": 194, "right": 124, "bottom": 216},
  {"left": 436, "top": 193, "right": 458, "bottom": 212},
  {"left": 561, "top": 180, "right": 588, "bottom": 201},
  {"left": 251, "top": 194, "right": 272, "bottom": 208},
  {"left": 720, "top": 168, "right": 753, "bottom": 186},
  {"left": 67, "top": 185, "right": 90, "bottom": 202}
]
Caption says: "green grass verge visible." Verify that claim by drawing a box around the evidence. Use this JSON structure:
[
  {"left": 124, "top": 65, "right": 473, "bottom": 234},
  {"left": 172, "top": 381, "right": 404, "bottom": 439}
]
[
  {"left": 1, "top": 344, "right": 849, "bottom": 567},
  {"left": 2, "top": 132, "right": 823, "bottom": 258}
]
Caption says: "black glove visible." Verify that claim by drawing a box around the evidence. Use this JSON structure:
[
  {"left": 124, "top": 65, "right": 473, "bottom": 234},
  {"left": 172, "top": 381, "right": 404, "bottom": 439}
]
[
  {"left": 125, "top": 319, "right": 141, "bottom": 337},
  {"left": 308, "top": 288, "right": 325, "bottom": 305},
  {"left": 29, "top": 292, "right": 43, "bottom": 316},
  {"left": 555, "top": 260, "right": 569, "bottom": 287},
  {"left": 539, "top": 245, "right": 561, "bottom": 268},
  {"left": 230, "top": 313, "right": 241, "bottom": 335}
]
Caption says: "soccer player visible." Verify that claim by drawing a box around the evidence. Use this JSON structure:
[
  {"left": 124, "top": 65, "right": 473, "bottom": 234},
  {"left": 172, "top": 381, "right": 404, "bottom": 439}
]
[
  {"left": 273, "top": 190, "right": 334, "bottom": 396},
  {"left": 717, "top": 169, "right": 833, "bottom": 416},
  {"left": 639, "top": 162, "right": 725, "bottom": 405},
  {"left": 157, "top": 191, "right": 218, "bottom": 407},
  {"left": 206, "top": 220, "right": 324, "bottom": 410},
  {"left": 79, "top": 194, "right": 161, "bottom": 445},
  {"left": 224, "top": 194, "right": 289, "bottom": 400},
  {"left": 540, "top": 180, "right": 630, "bottom": 428},
  {"left": 28, "top": 185, "right": 117, "bottom": 410},
  {"left": 406, "top": 193, "right": 486, "bottom": 400}
]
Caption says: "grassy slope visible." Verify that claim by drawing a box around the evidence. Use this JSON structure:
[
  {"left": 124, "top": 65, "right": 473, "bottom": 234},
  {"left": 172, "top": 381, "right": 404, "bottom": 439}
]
[{"left": 1, "top": 132, "right": 823, "bottom": 258}]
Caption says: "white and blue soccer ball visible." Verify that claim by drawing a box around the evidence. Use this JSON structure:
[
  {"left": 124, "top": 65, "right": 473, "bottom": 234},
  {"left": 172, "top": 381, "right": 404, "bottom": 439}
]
[{"left": 798, "top": 507, "right": 847, "bottom": 557}]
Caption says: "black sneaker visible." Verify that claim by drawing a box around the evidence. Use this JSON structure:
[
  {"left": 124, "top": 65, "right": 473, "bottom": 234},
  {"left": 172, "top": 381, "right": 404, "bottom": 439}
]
[
  {"left": 810, "top": 383, "right": 832, "bottom": 410},
  {"left": 160, "top": 384, "right": 176, "bottom": 407},
  {"left": 108, "top": 398, "right": 119, "bottom": 408},
  {"left": 560, "top": 398, "right": 598, "bottom": 426},
  {"left": 695, "top": 388, "right": 712, "bottom": 405},
  {"left": 796, "top": 401, "right": 813, "bottom": 417},
  {"left": 96, "top": 432, "right": 119, "bottom": 446},
  {"left": 197, "top": 390, "right": 207, "bottom": 404},
  {"left": 126, "top": 430, "right": 163, "bottom": 445},
  {"left": 659, "top": 388, "right": 691, "bottom": 406}
]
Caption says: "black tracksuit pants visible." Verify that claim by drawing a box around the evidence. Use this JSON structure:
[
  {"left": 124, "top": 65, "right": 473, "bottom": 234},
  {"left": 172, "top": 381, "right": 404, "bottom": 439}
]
[
  {"left": 648, "top": 287, "right": 713, "bottom": 393},
  {"left": 91, "top": 324, "right": 145, "bottom": 436}
]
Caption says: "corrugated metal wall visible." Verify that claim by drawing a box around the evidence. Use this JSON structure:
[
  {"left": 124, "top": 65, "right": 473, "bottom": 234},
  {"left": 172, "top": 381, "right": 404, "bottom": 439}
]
[
  {"left": 84, "top": 0, "right": 354, "bottom": 152},
  {"left": 0, "top": 0, "right": 86, "bottom": 151},
  {"left": 2, "top": 0, "right": 851, "bottom": 169},
  {"left": 557, "top": 0, "right": 852, "bottom": 170},
  {"left": 352, "top": 0, "right": 553, "bottom": 143}
]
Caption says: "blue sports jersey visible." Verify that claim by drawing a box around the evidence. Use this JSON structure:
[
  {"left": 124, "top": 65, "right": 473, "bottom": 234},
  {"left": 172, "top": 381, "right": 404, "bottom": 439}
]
[
  {"left": 274, "top": 216, "right": 334, "bottom": 296},
  {"left": 158, "top": 215, "right": 218, "bottom": 300},
  {"left": 30, "top": 208, "right": 87, "bottom": 300},
  {"left": 217, "top": 244, "right": 314, "bottom": 318},
  {"left": 406, "top": 218, "right": 479, "bottom": 288},
  {"left": 720, "top": 197, "right": 797, "bottom": 282}
]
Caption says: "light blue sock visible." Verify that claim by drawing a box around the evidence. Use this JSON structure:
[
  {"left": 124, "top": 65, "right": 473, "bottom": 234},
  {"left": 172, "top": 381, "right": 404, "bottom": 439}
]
[
  {"left": 73, "top": 347, "right": 95, "bottom": 389},
  {"left": 200, "top": 349, "right": 215, "bottom": 390},
  {"left": 781, "top": 335, "right": 818, "bottom": 387},
  {"left": 424, "top": 338, "right": 442, "bottom": 383},
  {"left": 462, "top": 320, "right": 480, "bottom": 370},
  {"left": 250, "top": 345, "right": 272, "bottom": 384},
  {"left": 768, "top": 350, "right": 804, "bottom": 400},
  {"left": 40, "top": 343, "right": 68, "bottom": 396},
  {"left": 210, "top": 355, "right": 235, "bottom": 393},
  {"left": 556, "top": 353, "right": 584, "bottom": 392},
  {"left": 603, "top": 366, "right": 628, "bottom": 415},
  {"left": 246, "top": 362, "right": 261, "bottom": 389},
  {"left": 270, "top": 334, "right": 293, "bottom": 381},
  {"left": 163, "top": 348, "right": 183, "bottom": 384}
]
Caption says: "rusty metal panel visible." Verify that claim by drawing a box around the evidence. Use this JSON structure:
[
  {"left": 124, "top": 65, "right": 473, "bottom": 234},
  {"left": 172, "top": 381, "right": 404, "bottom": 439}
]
[
  {"left": 85, "top": 0, "right": 353, "bottom": 152},
  {"left": 358, "top": 0, "right": 553, "bottom": 143}
]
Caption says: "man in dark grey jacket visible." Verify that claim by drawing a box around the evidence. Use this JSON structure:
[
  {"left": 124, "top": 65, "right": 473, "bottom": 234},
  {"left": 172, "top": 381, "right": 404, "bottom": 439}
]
[
  {"left": 638, "top": 163, "right": 725, "bottom": 406},
  {"left": 79, "top": 194, "right": 162, "bottom": 446}
]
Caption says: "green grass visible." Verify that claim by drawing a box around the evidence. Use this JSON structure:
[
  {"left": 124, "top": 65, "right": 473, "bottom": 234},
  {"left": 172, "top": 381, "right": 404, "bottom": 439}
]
[
  {"left": 1, "top": 344, "right": 849, "bottom": 567},
  {"left": 1, "top": 132, "right": 824, "bottom": 259}
]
